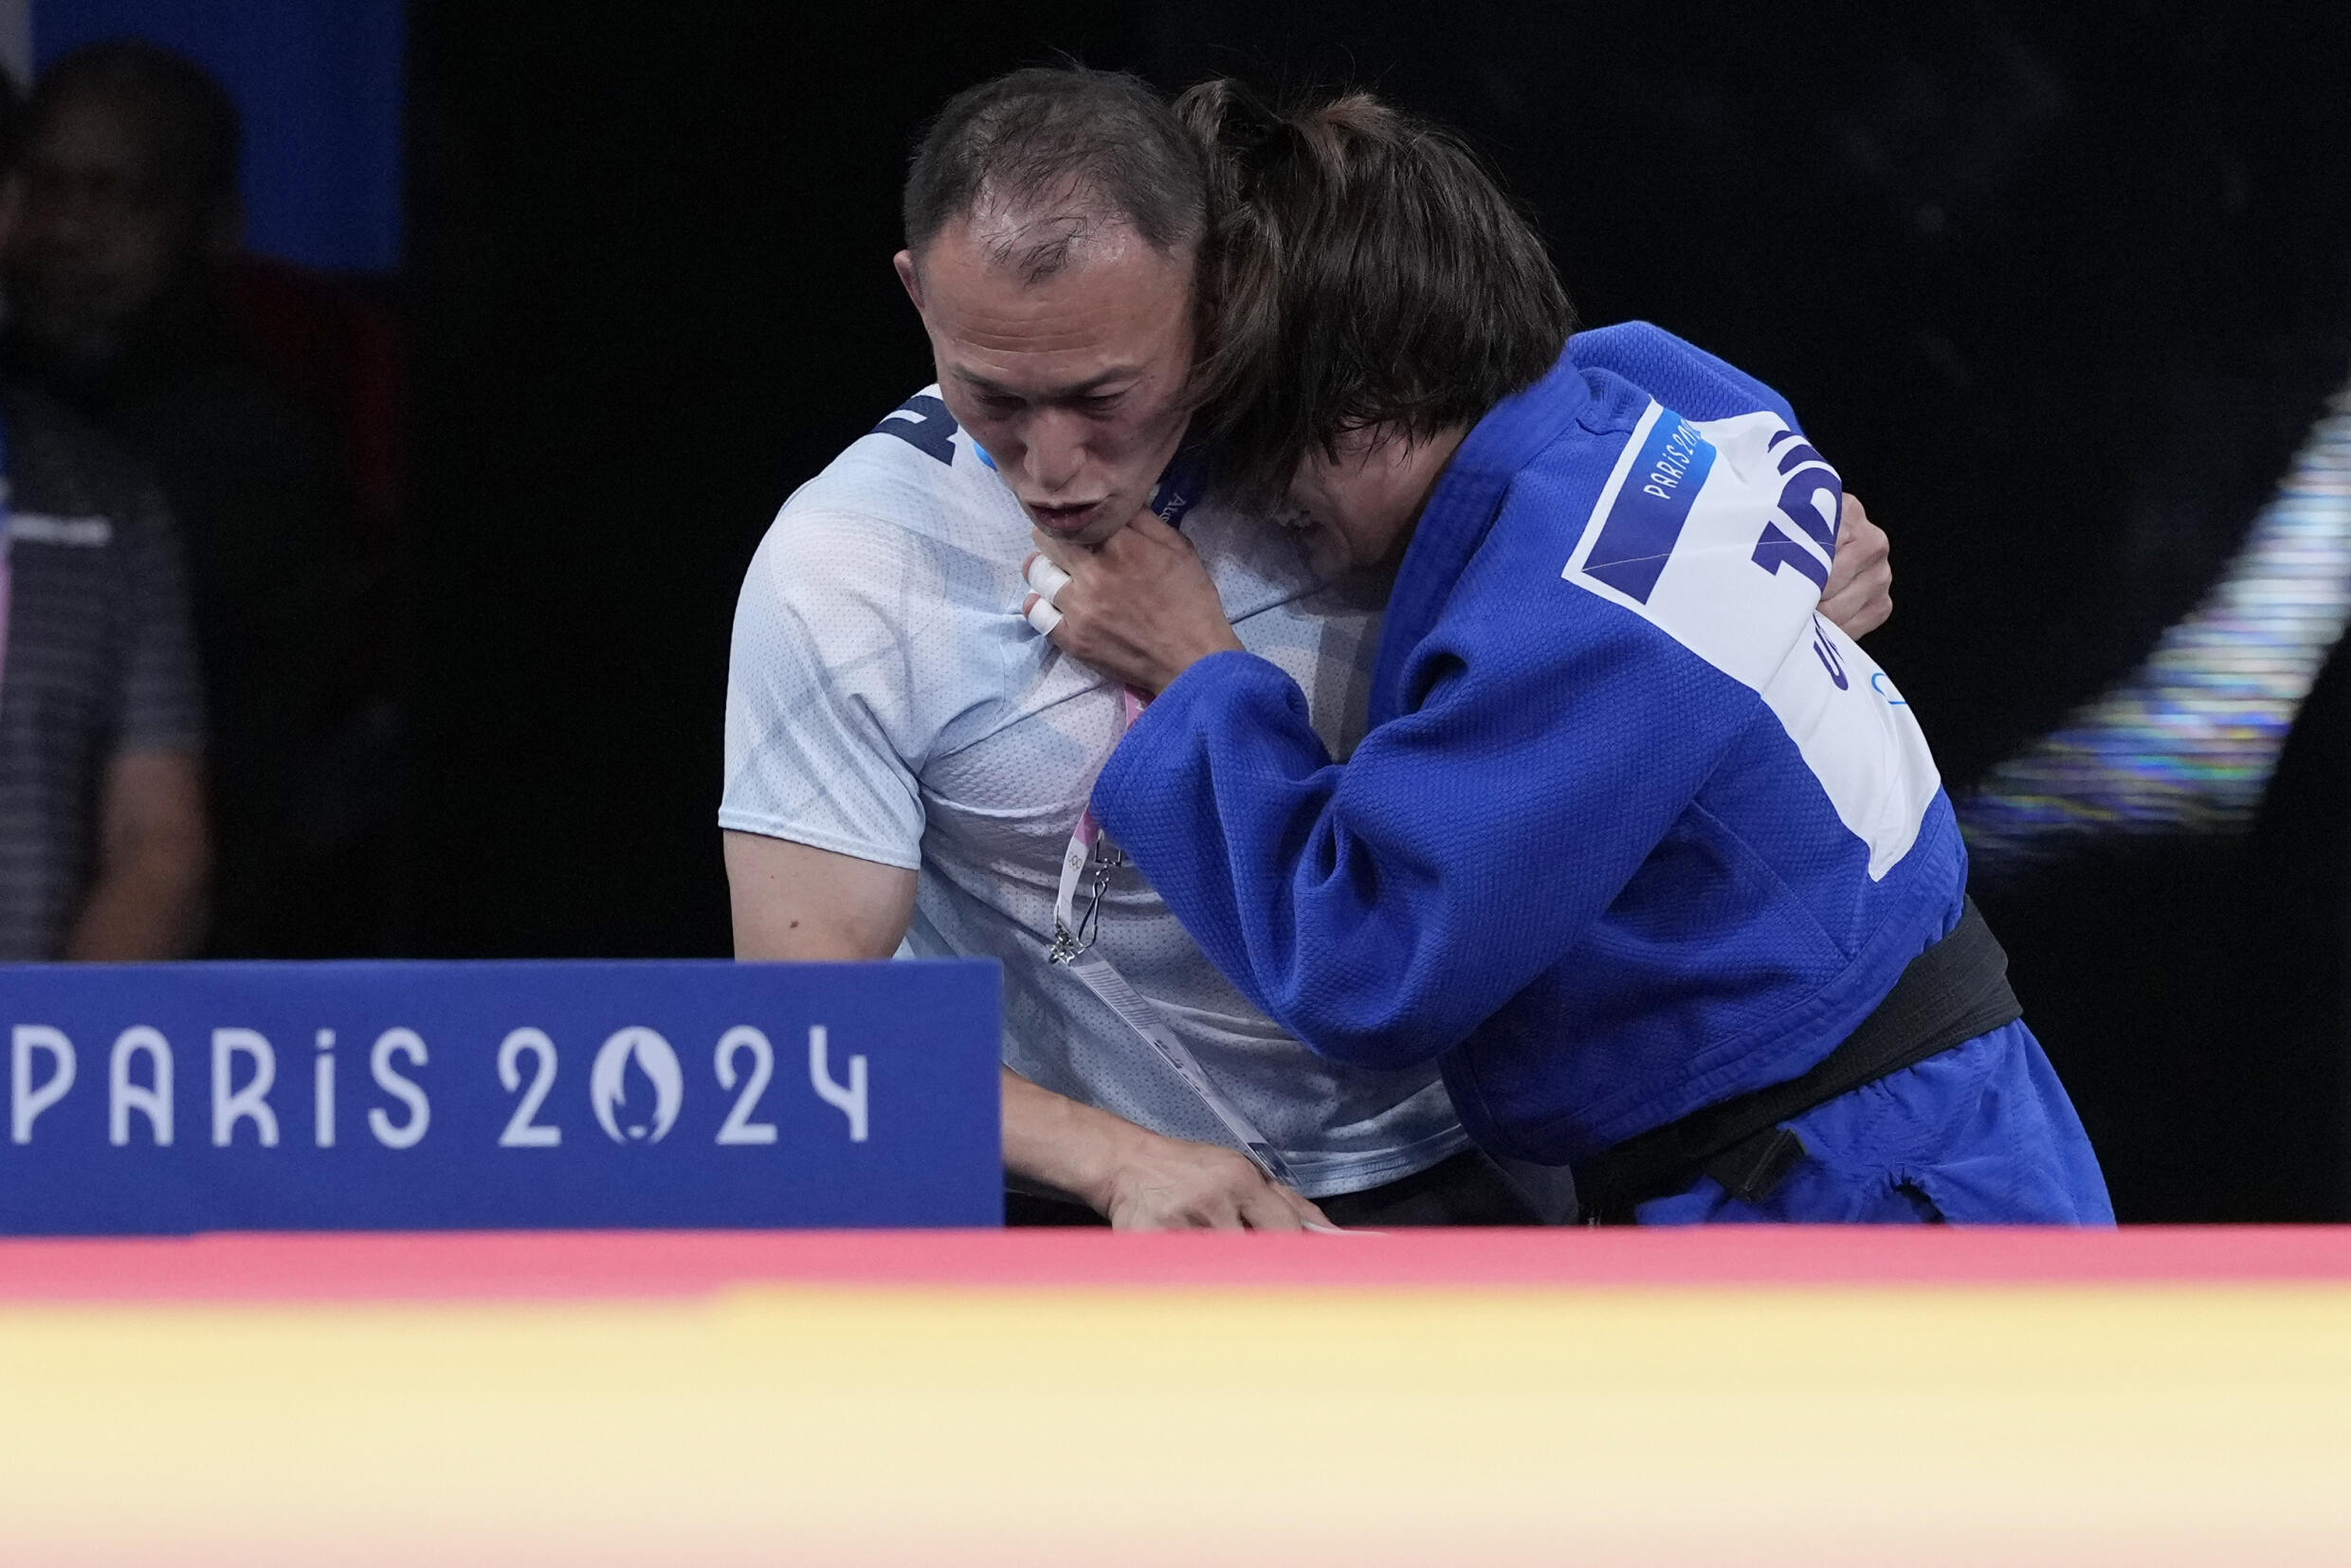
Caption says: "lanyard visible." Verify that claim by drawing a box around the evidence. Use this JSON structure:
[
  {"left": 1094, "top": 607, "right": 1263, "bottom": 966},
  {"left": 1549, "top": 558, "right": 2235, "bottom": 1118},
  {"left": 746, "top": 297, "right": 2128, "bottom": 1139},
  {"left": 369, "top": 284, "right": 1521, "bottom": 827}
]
[
  {"left": 1046, "top": 684, "right": 1145, "bottom": 966},
  {"left": 1034, "top": 458, "right": 1302, "bottom": 1188}
]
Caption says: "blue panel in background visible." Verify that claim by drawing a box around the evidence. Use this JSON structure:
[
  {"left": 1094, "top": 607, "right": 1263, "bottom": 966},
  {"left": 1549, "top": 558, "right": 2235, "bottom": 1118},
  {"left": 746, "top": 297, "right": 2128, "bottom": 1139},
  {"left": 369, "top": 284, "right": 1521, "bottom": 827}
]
[
  {"left": 0, "top": 959, "right": 1004, "bottom": 1232},
  {"left": 32, "top": 0, "right": 404, "bottom": 272}
]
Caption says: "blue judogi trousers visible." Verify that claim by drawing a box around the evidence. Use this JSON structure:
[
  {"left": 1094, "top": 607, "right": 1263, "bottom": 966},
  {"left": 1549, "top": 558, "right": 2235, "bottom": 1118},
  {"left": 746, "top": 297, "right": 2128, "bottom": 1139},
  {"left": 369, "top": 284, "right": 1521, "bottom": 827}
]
[{"left": 1635, "top": 1021, "right": 2114, "bottom": 1224}]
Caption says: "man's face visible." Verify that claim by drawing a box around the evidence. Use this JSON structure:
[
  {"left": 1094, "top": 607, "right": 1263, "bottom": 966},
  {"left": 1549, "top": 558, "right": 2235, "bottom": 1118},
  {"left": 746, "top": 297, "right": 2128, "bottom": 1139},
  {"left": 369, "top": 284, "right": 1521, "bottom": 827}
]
[
  {"left": 897, "top": 213, "right": 1195, "bottom": 549},
  {"left": 6, "top": 94, "right": 204, "bottom": 362}
]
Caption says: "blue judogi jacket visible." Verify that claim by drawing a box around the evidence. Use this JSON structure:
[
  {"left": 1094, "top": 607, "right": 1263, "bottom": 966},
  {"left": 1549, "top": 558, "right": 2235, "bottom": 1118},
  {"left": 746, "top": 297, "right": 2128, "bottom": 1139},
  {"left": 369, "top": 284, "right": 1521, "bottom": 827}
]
[{"left": 1092, "top": 324, "right": 1966, "bottom": 1167}]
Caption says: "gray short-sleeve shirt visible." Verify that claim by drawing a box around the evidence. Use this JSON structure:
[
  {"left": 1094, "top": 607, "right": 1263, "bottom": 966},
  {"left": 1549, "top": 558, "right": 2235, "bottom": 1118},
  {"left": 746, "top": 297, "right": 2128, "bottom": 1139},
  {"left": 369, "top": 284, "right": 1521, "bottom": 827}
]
[
  {"left": 0, "top": 383, "right": 205, "bottom": 959},
  {"left": 721, "top": 391, "right": 1468, "bottom": 1196}
]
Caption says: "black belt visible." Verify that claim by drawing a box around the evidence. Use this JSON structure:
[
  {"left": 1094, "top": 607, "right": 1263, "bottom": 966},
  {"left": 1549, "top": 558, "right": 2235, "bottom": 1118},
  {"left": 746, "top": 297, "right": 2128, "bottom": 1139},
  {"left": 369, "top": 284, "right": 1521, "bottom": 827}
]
[{"left": 1571, "top": 898, "right": 2020, "bottom": 1224}]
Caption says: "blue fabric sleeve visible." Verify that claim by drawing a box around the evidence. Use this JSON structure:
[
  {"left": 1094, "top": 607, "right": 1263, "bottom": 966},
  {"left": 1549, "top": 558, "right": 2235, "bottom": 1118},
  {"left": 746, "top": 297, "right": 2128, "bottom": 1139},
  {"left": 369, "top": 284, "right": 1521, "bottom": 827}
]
[
  {"left": 1093, "top": 622, "right": 1753, "bottom": 1071},
  {"left": 1570, "top": 322, "right": 1799, "bottom": 428}
]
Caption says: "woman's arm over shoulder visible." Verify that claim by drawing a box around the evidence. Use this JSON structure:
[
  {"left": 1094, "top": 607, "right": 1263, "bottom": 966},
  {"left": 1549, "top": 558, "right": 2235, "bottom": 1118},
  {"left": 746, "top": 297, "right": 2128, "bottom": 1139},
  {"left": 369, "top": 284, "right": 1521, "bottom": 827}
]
[{"left": 1093, "top": 593, "right": 1758, "bottom": 1071}]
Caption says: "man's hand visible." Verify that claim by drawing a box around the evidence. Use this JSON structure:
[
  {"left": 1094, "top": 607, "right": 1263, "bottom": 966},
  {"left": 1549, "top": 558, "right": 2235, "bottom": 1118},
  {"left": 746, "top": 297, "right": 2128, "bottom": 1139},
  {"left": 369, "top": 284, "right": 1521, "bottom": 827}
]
[
  {"left": 1822, "top": 492, "right": 1892, "bottom": 639},
  {"left": 1024, "top": 511, "right": 1244, "bottom": 695},
  {"left": 1094, "top": 1132, "right": 1333, "bottom": 1231},
  {"left": 1000, "top": 1066, "right": 1330, "bottom": 1230}
]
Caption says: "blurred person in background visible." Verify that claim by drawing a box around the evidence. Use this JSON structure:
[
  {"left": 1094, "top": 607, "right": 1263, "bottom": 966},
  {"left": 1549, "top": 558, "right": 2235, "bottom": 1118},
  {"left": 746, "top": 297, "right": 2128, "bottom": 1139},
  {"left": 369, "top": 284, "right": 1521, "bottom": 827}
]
[
  {"left": 0, "top": 68, "right": 209, "bottom": 960},
  {"left": 1, "top": 40, "right": 370, "bottom": 957}
]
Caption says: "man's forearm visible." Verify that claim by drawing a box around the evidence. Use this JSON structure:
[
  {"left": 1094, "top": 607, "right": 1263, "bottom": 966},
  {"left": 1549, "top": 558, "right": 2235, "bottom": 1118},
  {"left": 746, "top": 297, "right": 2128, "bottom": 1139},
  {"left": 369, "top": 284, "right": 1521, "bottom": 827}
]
[
  {"left": 723, "top": 832, "right": 1319, "bottom": 1228},
  {"left": 1001, "top": 1065, "right": 1135, "bottom": 1210},
  {"left": 69, "top": 749, "right": 210, "bottom": 961},
  {"left": 63, "top": 846, "right": 207, "bottom": 960}
]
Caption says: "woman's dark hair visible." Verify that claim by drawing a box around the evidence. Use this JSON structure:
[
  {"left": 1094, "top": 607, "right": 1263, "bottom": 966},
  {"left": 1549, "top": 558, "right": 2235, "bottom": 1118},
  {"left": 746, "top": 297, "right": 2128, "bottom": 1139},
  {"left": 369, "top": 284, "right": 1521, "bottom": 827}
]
[{"left": 1176, "top": 81, "right": 1575, "bottom": 501}]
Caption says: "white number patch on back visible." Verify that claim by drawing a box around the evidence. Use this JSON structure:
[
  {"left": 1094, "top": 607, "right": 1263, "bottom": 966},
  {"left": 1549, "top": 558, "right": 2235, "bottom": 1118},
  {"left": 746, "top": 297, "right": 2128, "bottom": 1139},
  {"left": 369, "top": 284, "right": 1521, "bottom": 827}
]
[{"left": 1563, "top": 400, "right": 1941, "bottom": 879}]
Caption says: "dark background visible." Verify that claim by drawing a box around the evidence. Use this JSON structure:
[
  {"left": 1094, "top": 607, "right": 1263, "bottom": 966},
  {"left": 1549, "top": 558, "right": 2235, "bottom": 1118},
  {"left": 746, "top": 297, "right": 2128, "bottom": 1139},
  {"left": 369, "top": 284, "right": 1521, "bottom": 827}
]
[{"left": 404, "top": 1, "right": 2351, "bottom": 1218}]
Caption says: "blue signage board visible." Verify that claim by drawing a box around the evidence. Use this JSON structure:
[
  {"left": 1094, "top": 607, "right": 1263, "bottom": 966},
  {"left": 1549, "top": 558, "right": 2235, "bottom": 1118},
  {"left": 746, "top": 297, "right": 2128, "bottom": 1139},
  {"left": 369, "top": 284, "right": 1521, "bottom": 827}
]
[{"left": 0, "top": 960, "right": 1001, "bottom": 1232}]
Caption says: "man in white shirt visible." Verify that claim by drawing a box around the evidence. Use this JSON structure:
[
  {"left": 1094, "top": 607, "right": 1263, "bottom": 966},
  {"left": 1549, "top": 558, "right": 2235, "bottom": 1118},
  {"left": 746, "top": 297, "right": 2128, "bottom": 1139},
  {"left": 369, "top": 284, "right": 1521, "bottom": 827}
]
[{"left": 720, "top": 67, "right": 1891, "bottom": 1228}]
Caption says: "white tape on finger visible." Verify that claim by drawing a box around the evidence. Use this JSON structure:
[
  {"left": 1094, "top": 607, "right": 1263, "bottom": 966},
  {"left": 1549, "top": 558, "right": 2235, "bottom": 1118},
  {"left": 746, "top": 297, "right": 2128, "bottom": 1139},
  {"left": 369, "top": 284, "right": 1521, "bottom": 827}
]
[
  {"left": 1025, "top": 597, "right": 1064, "bottom": 636},
  {"left": 1026, "top": 556, "right": 1072, "bottom": 600}
]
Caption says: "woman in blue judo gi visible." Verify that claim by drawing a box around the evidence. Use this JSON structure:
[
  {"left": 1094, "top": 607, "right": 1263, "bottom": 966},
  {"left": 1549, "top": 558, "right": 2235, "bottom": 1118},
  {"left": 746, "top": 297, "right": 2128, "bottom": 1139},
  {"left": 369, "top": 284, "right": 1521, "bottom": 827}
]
[{"left": 1026, "top": 82, "right": 2112, "bottom": 1224}]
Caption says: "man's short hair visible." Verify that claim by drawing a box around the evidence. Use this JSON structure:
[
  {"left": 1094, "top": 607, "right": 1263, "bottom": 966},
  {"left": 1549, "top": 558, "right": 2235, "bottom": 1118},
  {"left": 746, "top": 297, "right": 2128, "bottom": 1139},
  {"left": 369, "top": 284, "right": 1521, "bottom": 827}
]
[
  {"left": 902, "top": 65, "right": 1208, "bottom": 283},
  {"left": 28, "top": 40, "right": 241, "bottom": 208},
  {"left": 1178, "top": 81, "right": 1576, "bottom": 501}
]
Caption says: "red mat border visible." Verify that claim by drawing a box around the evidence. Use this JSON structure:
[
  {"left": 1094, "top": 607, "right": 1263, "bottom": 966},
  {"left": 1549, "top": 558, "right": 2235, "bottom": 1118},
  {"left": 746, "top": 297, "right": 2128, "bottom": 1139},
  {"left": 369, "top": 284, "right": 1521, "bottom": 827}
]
[{"left": 0, "top": 1227, "right": 2345, "bottom": 1302}]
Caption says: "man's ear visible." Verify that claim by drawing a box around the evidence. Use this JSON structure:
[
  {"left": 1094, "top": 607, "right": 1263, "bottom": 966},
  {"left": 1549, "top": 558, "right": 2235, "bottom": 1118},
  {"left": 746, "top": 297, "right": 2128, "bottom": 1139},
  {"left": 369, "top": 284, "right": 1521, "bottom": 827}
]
[{"left": 893, "top": 250, "right": 922, "bottom": 314}]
